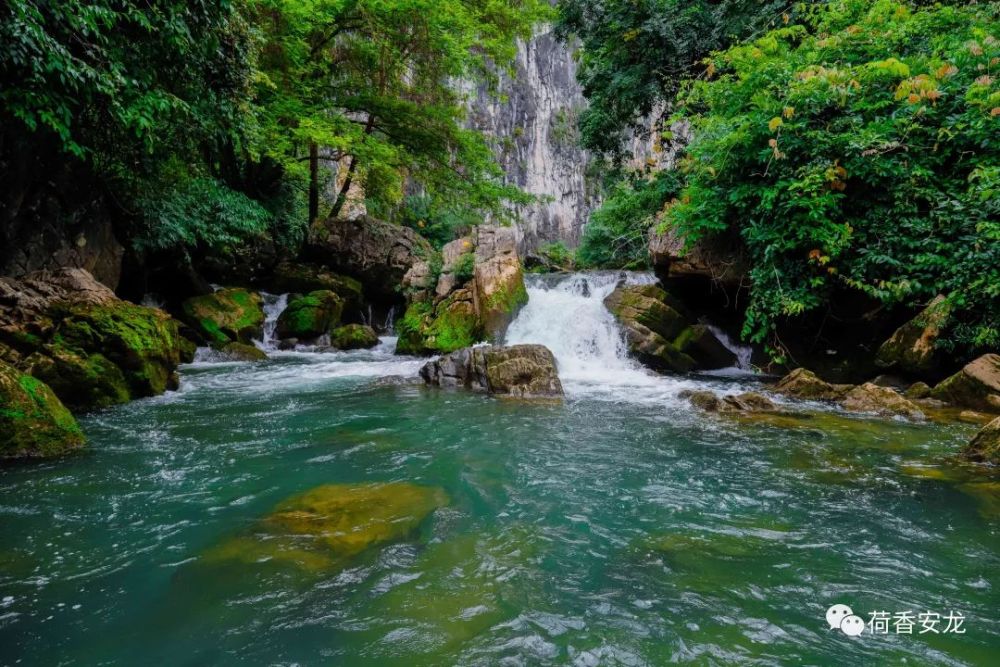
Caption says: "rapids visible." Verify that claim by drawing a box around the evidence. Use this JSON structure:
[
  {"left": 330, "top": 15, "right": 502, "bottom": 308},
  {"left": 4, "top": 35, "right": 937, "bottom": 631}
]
[{"left": 0, "top": 272, "right": 997, "bottom": 665}]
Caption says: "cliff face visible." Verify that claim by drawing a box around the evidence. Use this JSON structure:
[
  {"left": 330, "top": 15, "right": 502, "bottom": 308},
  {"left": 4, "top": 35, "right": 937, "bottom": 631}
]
[{"left": 465, "top": 30, "right": 597, "bottom": 253}]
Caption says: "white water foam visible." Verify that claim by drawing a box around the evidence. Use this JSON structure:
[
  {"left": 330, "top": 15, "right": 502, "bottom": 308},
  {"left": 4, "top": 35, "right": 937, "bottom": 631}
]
[
  {"left": 258, "top": 292, "right": 289, "bottom": 351},
  {"left": 504, "top": 272, "right": 748, "bottom": 404}
]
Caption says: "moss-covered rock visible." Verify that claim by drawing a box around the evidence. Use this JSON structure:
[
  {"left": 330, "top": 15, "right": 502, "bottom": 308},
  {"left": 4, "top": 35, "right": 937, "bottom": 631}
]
[
  {"left": 330, "top": 324, "right": 379, "bottom": 350},
  {"left": 201, "top": 482, "right": 447, "bottom": 573},
  {"left": 875, "top": 295, "right": 950, "bottom": 378},
  {"left": 964, "top": 417, "right": 1000, "bottom": 465},
  {"left": 213, "top": 342, "right": 268, "bottom": 362},
  {"left": 275, "top": 290, "right": 343, "bottom": 340},
  {"left": 25, "top": 345, "right": 130, "bottom": 411},
  {"left": 180, "top": 288, "right": 265, "bottom": 346},
  {"left": 1, "top": 360, "right": 85, "bottom": 459},
  {"left": 58, "top": 300, "right": 188, "bottom": 398},
  {"left": 673, "top": 324, "right": 737, "bottom": 370},
  {"left": 265, "top": 261, "right": 363, "bottom": 311},
  {"left": 603, "top": 284, "right": 697, "bottom": 373},
  {"left": 930, "top": 354, "right": 1000, "bottom": 413},
  {"left": 396, "top": 290, "right": 481, "bottom": 355}
]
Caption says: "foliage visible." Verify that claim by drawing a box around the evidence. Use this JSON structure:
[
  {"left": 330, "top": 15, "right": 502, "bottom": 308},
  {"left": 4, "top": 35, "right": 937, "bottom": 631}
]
[
  {"left": 249, "top": 0, "right": 550, "bottom": 222},
  {"left": 539, "top": 241, "right": 575, "bottom": 269},
  {"left": 577, "top": 171, "right": 682, "bottom": 268},
  {"left": 453, "top": 253, "right": 477, "bottom": 284},
  {"left": 663, "top": 0, "right": 1000, "bottom": 354},
  {"left": 556, "top": 0, "right": 799, "bottom": 157},
  {"left": 395, "top": 195, "right": 478, "bottom": 249}
]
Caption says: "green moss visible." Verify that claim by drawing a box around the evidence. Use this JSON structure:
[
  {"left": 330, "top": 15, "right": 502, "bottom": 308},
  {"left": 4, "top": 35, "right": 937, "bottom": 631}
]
[
  {"left": 2, "top": 361, "right": 85, "bottom": 459},
  {"left": 27, "top": 344, "right": 131, "bottom": 412},
  {"left": 275, "top": 290, "right": 343, "bottom": 340},
  {"left": 483, "top": 275, "right": 528, "bottom": 316},
  {"left": 181, "top": 288, "right": 265, "bottom": 345},
  {"left": 330, "top": 324, "right": 379, "bottom": 350},
  {"left": 395, "top": 297, "right": 480, "bottom": 355}
]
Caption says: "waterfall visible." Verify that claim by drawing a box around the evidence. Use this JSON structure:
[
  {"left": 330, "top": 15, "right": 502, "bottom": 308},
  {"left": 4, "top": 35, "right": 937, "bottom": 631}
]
[
  {"left": 704, "top": 324, "right": 754, "bottom": 373},
  {"left": 258, "top": 292, "right": 288, "bottom": 351}
]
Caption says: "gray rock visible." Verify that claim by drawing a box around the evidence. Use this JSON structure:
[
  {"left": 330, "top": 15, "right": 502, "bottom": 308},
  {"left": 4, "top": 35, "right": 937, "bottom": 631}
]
[{"left": 421, "top": 344, "right": 563, "bottom": 398}]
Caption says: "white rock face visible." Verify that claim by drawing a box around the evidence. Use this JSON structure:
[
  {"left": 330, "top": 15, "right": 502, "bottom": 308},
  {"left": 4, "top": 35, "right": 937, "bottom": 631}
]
[{"left": 464, "top": 30, "right": 597, "bottom": 253}]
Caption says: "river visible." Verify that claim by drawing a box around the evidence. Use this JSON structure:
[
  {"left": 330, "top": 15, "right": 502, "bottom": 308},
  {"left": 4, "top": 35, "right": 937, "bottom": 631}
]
[{"left": 0, "top": 273, "right": 997, "bottom": 665}]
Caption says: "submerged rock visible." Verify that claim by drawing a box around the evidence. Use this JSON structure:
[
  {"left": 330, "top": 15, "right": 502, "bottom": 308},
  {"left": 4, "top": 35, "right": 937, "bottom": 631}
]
[
  {"left": 420, "top": 344, "right": 563, "bottom": 398},
  {"left": 772, "top": 368, "right": 852, "bottom": 401},
  {"left": 201, "top": 482, "right": 447, "bottom": 573},
  {"left": 180, "top": 288, "right": 265, "bottom": 346},
  {"left": 930, "top": 354, "right": 1000, "bottom": 413},
  {"left": 682, "top": 390, "right": 783, "bottom": 414},
  {"left": 875, "top": 295, "right": 950, "bottom": 378},
  {"left": 330, "top": 324, "right": 379, "bottom": 350},
  {"left": 275, "top": 290, "right": 343, "bottom": 340},
  {"left": 840, "top": 383, "right": 924, "bottom": 419},
  {"left": 0, "top": 269, "right": 190, "bottom": 411},
  {"left": 964, "top": 417, "right": 1000, "bottom": 465},
  {"left": 1, "top": 360, "right": 85, "bottom": 459}
]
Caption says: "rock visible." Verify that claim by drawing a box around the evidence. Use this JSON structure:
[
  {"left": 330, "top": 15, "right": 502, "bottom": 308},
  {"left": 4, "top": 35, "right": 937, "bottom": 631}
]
[
  {"left": 396, "top": 289, "right": 480, "bottom": 356},
  {"left": 648, "top": 225, "right": 747, "bottom": 286},
  {"left": 471, "top": 226, "right": 528, "bottom": 340},
  {"left": 0, "top": 269, "right": 189, "bottom": 410},
  {"left": 277, "top": 338, "right": 298, "bottom": 351},
  {"left": 420, "top": 344, "right": 563, "bottom": 398},
  {"left": 871, "top": 374, "right": 908, "bottom": 390},
  {"left": 1, "top": 360, "right": 85, "bottom": 459},
  {"left": 214, "top": 342, "right": 267, "bottom": 362},
  {"left": 603, "top": 284, "right": 697, "bottom": 373},
  {"left": 840, "top": 383, "right": 924, "bottom": 419},
  {"left": 964, "top": 417, "right": 1000, "bottom": 465},
  {"left": 875, "top": 295, "right": 950, "bottom": 377},
  {"left": 930, "top": 354, "right": 1000, "bottom": 413},
  {"left": 674, "top": 324, "right": 737, "bottom": 370},
  {"left": 24, "top": 345, "right": 130, "bottom": 411},
  {"left": 305, "top": 215, "right": 434, "bottom": 302},
  {"left": 958, "top": 410, "right": 993, "bottom": 425},
  {"left": 682, "top": 390, "right": 778, "bottom": 413},
  {"left": 275, "top": 290, "right": 343, "bottom": 340},
  {"left": 904, "top": 381, "right": 932, "bottom": 399},
  {"left": 772, "top": 368, "right": 853, "bottom": 401},
  {"left": 330, "top": 324, "right": 379, "bottom": 350},
  {"left": 263, "top": 261, "right": 363, "bottom": 311},
  {"left": 181, "top": 288, "right": 265, "bottom": 346},
  {"left": 200, "top": 483, "right": 448, "bottom": 573}
]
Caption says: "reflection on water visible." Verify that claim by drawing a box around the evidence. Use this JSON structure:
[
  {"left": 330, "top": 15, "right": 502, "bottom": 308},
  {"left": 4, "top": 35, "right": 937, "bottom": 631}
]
[{"left": 0, "top": 282, "right": 998, "bottom": 665}]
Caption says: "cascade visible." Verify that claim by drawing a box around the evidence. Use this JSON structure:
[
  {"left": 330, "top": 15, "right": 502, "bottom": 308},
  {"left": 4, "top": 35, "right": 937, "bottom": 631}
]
[{"left": 258, "top": 292, "right": 288, "bottom": 351}]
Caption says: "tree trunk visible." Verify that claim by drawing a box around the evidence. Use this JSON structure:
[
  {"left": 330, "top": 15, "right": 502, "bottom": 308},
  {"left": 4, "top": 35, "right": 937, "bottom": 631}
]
[{"left": 308, "top": 142, "right": 319, "bottom": 224}]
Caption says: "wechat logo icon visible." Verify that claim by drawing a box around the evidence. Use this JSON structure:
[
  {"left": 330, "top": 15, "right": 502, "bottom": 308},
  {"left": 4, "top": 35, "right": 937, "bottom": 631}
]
[{"left": 827, "top": 603, "right": 865, "bottom": 636}]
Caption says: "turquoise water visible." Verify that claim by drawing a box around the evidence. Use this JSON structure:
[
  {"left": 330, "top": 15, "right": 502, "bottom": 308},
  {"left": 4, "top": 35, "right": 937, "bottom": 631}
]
[{"left": 1, "top": 301, "right": 999, "bottom": 665}]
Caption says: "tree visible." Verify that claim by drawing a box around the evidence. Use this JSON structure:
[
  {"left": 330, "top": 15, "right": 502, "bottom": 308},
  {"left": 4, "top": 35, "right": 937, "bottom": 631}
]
[
  {"left": 663, "top": 0, "right": 999, "bottom": 355},
  {"left": 249, "top": 0, "right": 550, "bottom": 226}
]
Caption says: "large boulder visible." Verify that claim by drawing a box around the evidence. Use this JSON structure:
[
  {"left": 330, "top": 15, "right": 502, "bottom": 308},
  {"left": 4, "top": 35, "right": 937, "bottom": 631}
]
[
  {"left": 875, "top": 295, "right": 950, "bottom": 378},
  {"left": 181, "top": 288, "right": 265, "bottom": 346},
  {"left": 682, "top": 390, "right": 779, "bottom": 413},
  {"left": 840, "top": 383, "right": 925, "bottom": 419},
  {"left": 930, "top": 354, "right": 1000, "bottom": 413},
  {"left": 964, "top": 417, "right": 1000, "bottom": 465},
  {"left": 1, "top": 360, "right": 85, "bottom": 459},
  {"left": 0, "top": 269, "right": 190, "bottom": 411},
  {"left": 472, "top": 226, "right": 528, "bottom": 340},
  {"left": 275, "top": 290, "right": 343, "bottom": 340},
  {"left": 396, "top": 226, "right": 528, "bottom": 355},
  {"left": 305, "top": 215, "right": 433, "bottom": 302},
  {"left": 604, "top": 283, "right": 735, "bottom": 373},
  {"left": 772, "top": 368, "right": 853, "bottom": 401},
  {"left": 420, "top": 344, "right": 563, "bottom": 398}
]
